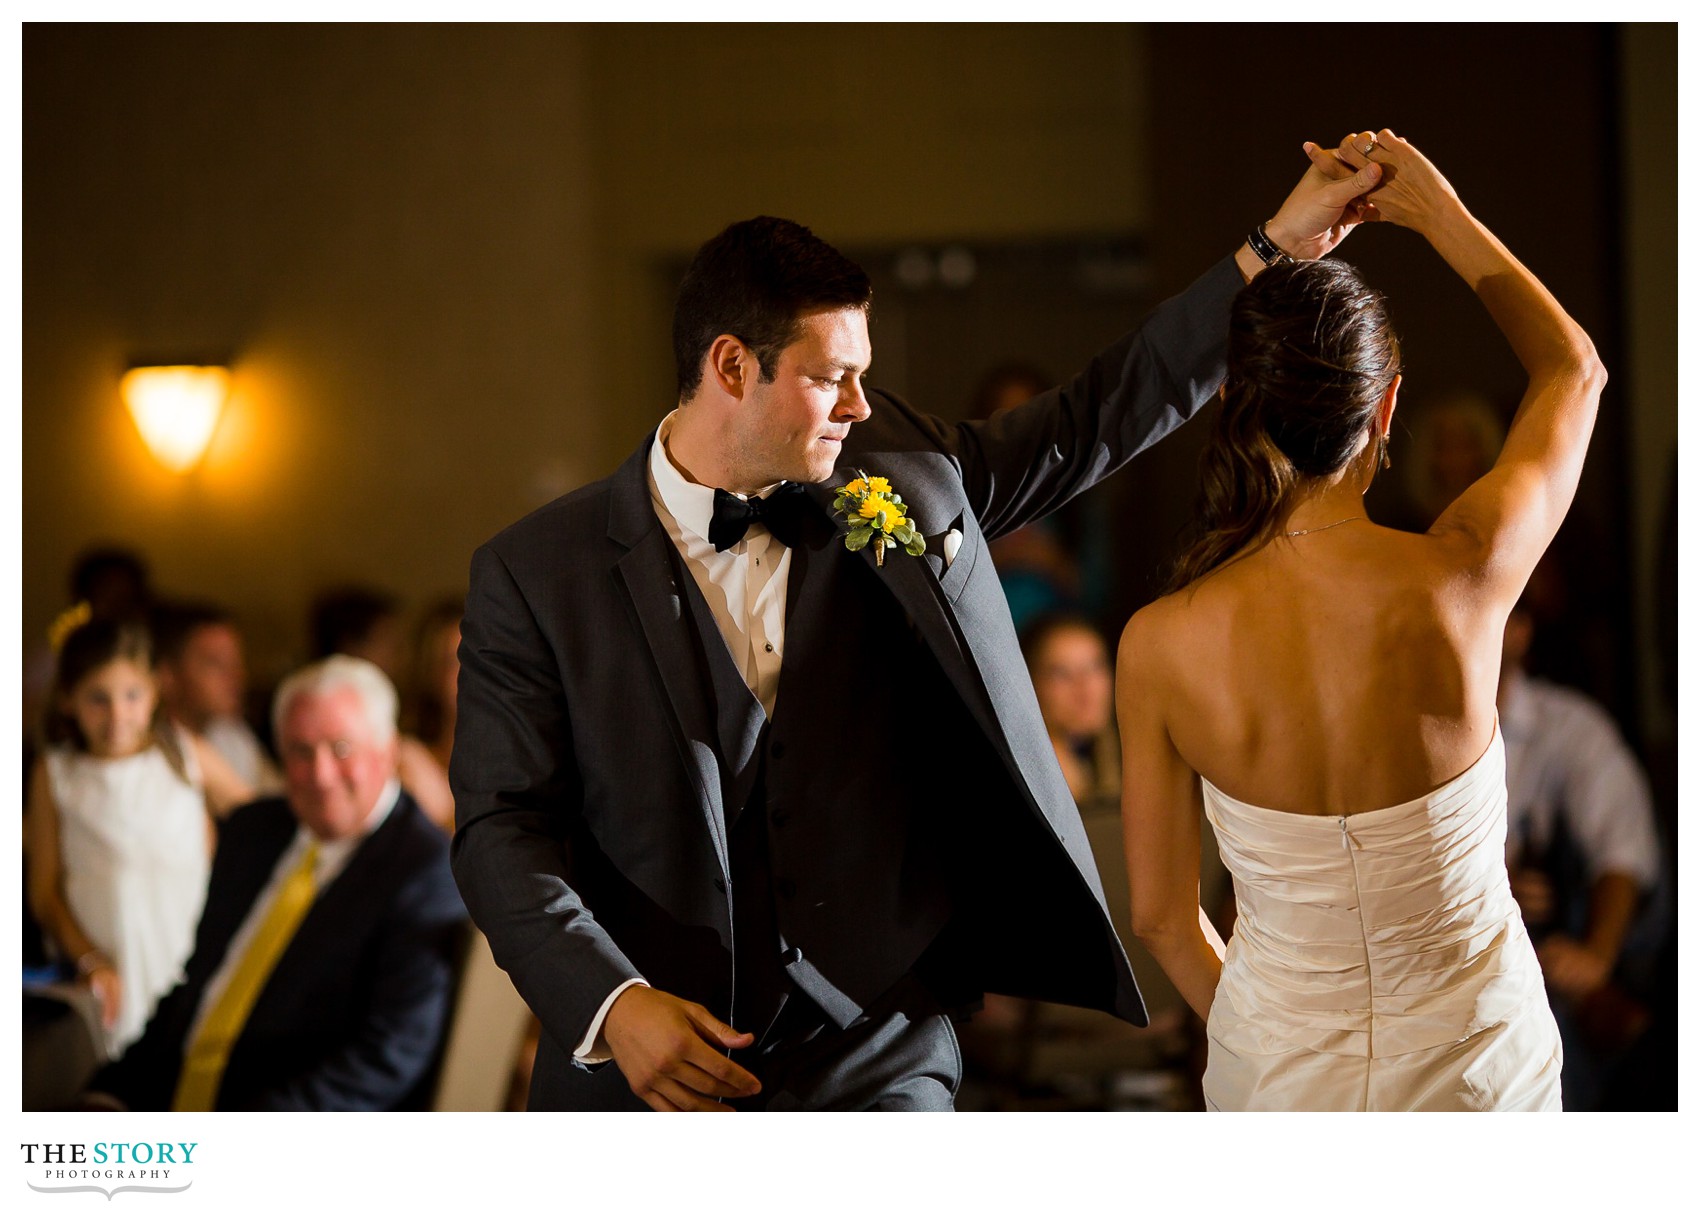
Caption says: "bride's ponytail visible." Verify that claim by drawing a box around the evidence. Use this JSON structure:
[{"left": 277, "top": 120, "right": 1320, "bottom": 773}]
[
  {"left": 1167, "top": 259, "right": 1401, "bottom": 593},
  {"left": 1169, "top": 382, "right": 1298, "bottom": 591}
]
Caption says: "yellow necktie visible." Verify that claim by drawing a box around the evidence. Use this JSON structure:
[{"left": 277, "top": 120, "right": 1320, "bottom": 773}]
[{"left": 172, "top": 841, "right": 319, "bottom": 1111}]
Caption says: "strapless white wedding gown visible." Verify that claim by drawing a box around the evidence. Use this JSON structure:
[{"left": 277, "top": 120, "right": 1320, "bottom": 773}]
[{"left": 1200, "top": 729, "right": 1562, "bottom": 1111}]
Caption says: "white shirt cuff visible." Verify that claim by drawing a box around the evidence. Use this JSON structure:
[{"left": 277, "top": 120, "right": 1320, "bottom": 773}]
[{"left": 573, "top": 977, "right": 648, "bottom": 1062}]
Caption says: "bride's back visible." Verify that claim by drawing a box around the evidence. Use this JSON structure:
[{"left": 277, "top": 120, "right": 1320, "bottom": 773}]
[
  {"left": 1145, "top": 520, "right": 1500, "bottom": 817},
  {"left": 1125, "top": 247, "right": 1600, "bottom": 823}
]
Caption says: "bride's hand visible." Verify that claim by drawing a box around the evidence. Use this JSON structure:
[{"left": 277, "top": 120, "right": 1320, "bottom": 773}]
[
  {"left": 1263, "top": 133, "right": 1384, "bottom": 260},
  {"left": 1334, "top": 129, "right": 1466, "bottom": 237}
]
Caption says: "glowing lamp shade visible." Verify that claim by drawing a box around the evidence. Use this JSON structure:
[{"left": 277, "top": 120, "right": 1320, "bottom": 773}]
[{"left": 121, "top": 365, "right": 230, "bottom": 472}]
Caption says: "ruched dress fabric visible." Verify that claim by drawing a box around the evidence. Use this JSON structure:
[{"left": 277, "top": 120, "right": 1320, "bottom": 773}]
[
  {"left": 1200, "top": 730, "right": 1562, "bottom": 1111},
  {"left": 46, "top": 741, "right": 211, "bottom": 1060}
]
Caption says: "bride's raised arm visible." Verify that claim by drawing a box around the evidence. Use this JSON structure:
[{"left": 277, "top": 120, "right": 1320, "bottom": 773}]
[{"left": 1343, "top": 129, "right": 1607, "bottom": 602}]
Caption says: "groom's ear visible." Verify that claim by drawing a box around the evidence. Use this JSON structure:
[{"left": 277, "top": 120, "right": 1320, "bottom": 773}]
[{"left": 707, "top": 334, "right": 753, "bottom": 401}]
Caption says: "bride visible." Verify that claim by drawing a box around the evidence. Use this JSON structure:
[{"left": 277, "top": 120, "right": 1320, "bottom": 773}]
[{"left": 1118, "top": 130, "right": 1601, "bottom": 1111}]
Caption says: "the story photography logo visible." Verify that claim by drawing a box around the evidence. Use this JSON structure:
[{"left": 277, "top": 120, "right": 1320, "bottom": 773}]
[{"left": 20, "top": 1140, "right": 197, "bottom": 1200}]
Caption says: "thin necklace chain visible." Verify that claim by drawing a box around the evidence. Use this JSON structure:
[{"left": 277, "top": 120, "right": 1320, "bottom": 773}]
[{"left": 1283, "top": 515, "right": 1368, "bottom": 538}]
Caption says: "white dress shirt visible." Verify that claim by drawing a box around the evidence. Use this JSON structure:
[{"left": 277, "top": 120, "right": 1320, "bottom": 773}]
[
  {"left": 1501, "top": 671, "right": 1660, "bottom": 888},
  {"left": 186, "top": 778, "right": 402, "bottom": 1044},
  {"left": 573, "top": 413, "right": 797, "bottom": 1062},
  {"left": 647, "top": 411, "right": 792, "bottom": 716},
  {"left": 202, "top": 715, "right": 284, "bottom": 793}
]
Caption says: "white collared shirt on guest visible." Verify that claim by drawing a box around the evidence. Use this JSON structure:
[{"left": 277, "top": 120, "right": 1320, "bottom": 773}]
[
  {"left": 1500, "top": 670, "right": 1660, "bottom": 888},
  {"left": 185, "top": 778, "right": 403, "bottom": 1044},
  {"left": 573, "top": 412, "right": 799, "bottom": 1062}
]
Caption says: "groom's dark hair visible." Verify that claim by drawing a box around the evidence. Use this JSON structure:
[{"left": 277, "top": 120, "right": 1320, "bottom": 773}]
[{"left": 673, "top": 216, "right": 872, "bottom": 401}]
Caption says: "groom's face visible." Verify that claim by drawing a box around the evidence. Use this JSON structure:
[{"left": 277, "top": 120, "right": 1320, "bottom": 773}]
[{"left": 733, "top": 306, "right": 872, "bottom": 485}]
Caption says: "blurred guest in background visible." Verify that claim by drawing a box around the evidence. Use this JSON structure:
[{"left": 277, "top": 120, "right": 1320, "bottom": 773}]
[
  {"left": 309, "top": 586, "right": 405, "bottom": 681},
  {"left": 1405, "top": 390, "right": 1506, "bottom": 519},
  {"left": 1020, "top": 613, "right": 1119, "bottom": 806},
  {"left": 88, "top": 656, "right": 467, "bottom": 1110},
  {"left": 310, "top": 585, "right": 454, "bottom": 830},
  {"left": 406, "top": 596, "right": 463, "bottom": 774},
  {"left": 25, "top": 619, "right": 249, "bottom": 1058},
  {"left": 154, "top": 601, "right": 283, "bottom": 795},
  {"left": 1501, "top": 593, "right": 1666, "bottom": 1110},
  {"left": 1380, "top": 390, "right": 1506, "bottom": 532},
  {"left": 68, "top": 546, "right": 156, "bottom": 626},
  {"left": 23, "top": 546, "right": 156, "bottom": 758},
  {"left": 400, "top": 595, "right": 535, "bottom": 1107}
]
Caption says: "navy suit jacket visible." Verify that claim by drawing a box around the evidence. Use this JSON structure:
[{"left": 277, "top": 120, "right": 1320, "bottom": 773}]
[{"left": 98, "top": 791, "right": 468, "bottom": 1111}]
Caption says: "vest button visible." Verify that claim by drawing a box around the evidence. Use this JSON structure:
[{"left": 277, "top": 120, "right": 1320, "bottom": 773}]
[{"left": 780, "top": 946, "right": 803, "bottom": 966}]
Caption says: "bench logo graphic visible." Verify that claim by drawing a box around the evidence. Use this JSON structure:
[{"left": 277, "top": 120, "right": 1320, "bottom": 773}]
[{"left": 21, "top": 1143, "right": 196, "bottom": 1199}]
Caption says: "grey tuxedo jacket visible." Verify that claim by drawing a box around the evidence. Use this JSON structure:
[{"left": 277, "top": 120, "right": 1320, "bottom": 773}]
[{"left": 449, "top": 254, "right": 1243, "bottom": 1108}]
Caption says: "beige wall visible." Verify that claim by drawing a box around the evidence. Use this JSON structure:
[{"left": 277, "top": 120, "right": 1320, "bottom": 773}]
[
  {"left": 24, "top": 24, "right": 1149, "bottom": 685},
  {"left": 581, "top": 23, "right": 1150, "bottom": 461},
  {"left": 26, "top": 25, "right": 604, "bottom": 684}
]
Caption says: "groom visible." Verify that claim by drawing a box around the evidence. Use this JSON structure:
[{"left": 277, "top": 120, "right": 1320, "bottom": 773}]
[{"left": 450, "top": 147, "right": 1383, "bottom": 1110}]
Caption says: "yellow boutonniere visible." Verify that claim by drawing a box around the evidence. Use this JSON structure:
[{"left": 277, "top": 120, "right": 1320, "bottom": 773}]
[{"left": 832, "top": 468, "right": 925, "bottom": 567}]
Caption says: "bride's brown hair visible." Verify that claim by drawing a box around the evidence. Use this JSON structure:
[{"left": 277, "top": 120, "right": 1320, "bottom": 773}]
[{"left": 1167, "top": 259, "right": 1401, "bottom": 592}]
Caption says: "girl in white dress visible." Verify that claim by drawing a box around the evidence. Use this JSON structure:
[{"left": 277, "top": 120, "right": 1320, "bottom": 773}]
[
  {"left": 26, "top": 618, "right": 252, "bottom": 1058},
  {"left": 1118, "top": 131, "right": 1599, "bottom": 1110}
]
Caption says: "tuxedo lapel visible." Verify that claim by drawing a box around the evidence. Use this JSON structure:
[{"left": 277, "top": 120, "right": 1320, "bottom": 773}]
[
  {"left": 608, "top": 440, "right": 731, "bottom": 878},
  {"left": 859, "top": 542, "right": 1007, "bottom": 749},
  {"left": 803, "top": 481, "right": 1004, "bottom": 761},
  {"left": 801, "top": 480, "right": 1087, "bottom": 856}
]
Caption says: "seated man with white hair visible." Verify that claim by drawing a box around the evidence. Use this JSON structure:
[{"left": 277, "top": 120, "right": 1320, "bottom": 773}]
[{"left": 90, "top": 655, "right": 467, "bottom": 1110}]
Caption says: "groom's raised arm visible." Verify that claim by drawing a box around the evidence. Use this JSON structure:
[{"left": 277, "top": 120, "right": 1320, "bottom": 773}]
[
  {"left": 930, "top": 252, "right": 1244, "bottom": 543},
  {"left": 449, "top": 542, "right": 643, "bottom": 1063},
  {"left": 914, "top": 144, "right": 1385, "bottom": 541}
]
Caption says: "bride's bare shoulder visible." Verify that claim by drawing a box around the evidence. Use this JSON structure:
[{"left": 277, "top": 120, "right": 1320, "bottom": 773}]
[{"left": 1118, "top": 583, "right": 1210, "bottom": 682}]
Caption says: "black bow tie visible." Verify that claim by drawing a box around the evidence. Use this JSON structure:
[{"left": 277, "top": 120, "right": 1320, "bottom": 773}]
[{"left": 708, "top": 482, "right": 811, "bottom": 552}]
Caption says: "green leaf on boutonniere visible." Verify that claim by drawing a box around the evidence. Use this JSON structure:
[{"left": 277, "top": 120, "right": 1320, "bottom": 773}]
[
  {"left": 845, "top": 527, "right": 873, "bottom": 551},
  {"left": 905, "top": 537, "right": 926, "bottom": 557}
]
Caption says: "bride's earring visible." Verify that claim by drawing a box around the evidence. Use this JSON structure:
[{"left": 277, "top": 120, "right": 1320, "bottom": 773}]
[{"left": 1378, "top": 433, "right": 1392, "bottom": 471}]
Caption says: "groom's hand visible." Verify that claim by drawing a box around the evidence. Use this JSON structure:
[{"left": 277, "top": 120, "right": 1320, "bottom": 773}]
[
  {"left": 1253, "top": 129, "right": 1385, "bottom": 266},
  {"left": 602, "top": 985, "right": 761, "bottom": 1111}
]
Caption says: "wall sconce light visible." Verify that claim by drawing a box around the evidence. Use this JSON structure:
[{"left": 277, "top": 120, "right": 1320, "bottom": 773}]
[{"left": 121, "top": 364, "right": 230, "bottom": 472}]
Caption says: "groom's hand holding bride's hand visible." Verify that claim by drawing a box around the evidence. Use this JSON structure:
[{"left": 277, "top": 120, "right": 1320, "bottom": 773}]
[
  {"left": 602, "top": 984, "right": 761, "bottom": 1111},
  {"left": 1328, "top": 129, "right": 1468, "bottom": 238},
  {"left": 1242, "top": 128, "right": 1385, "bottom": 277}
]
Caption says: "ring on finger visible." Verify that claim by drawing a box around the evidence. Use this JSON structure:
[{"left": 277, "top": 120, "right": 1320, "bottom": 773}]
[{"left": 1359, "top": 138, "right": 1379, "bottom": 157}]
